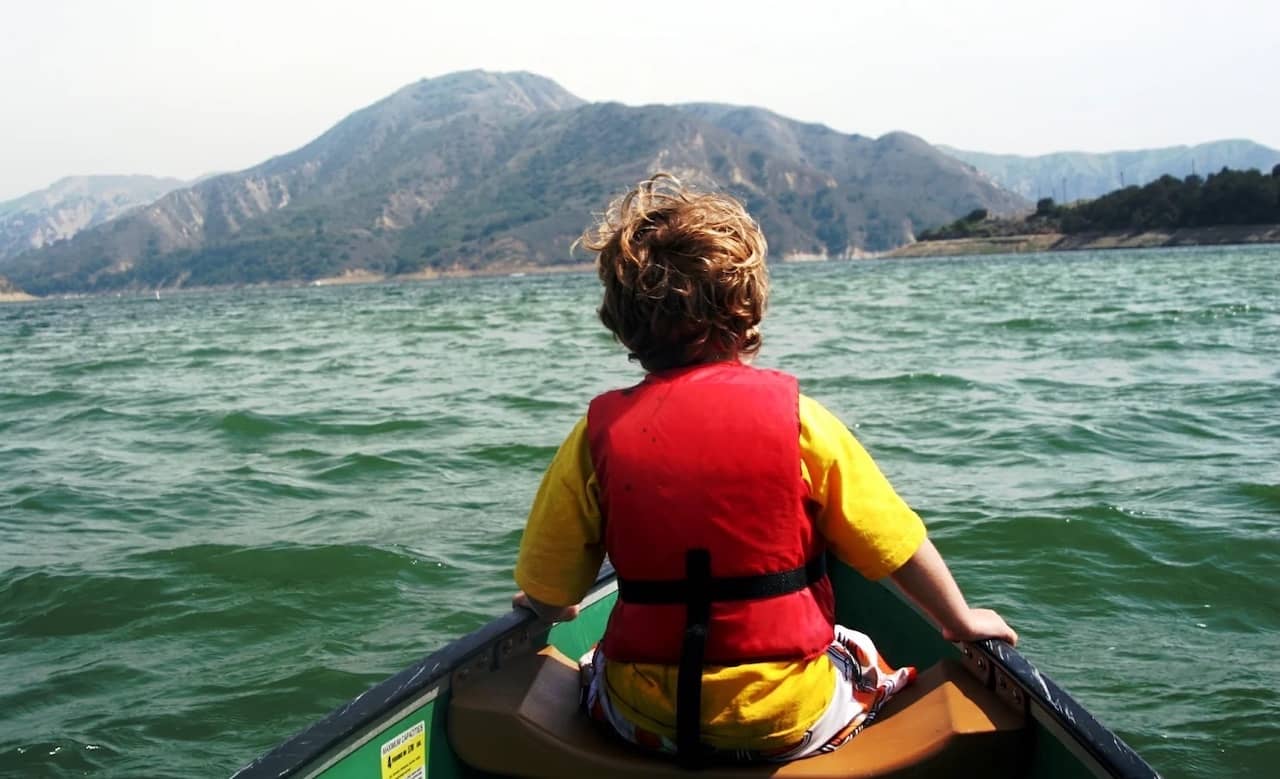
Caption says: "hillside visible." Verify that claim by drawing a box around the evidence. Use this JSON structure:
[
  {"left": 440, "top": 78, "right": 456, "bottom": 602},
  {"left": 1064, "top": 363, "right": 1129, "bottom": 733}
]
[
  {"left": 941, "top": 140, "right": 1280, "bottom": 202},
  {"left": 0, "top": 275, "right": 35, "bottom": 301},
  {"left": 1, "top": 70, "right": 1025, "bottom": 296},
  {"left": 680, "top": 104, "right": 1025, "bottom": 251},
  {"left": 0, "top": 175, "right": 188, "bottom": 261}
]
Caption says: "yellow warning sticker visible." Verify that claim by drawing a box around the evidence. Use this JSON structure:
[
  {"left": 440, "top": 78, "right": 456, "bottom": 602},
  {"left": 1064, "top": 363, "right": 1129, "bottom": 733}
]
[{"left": 379, "top": 720, "right": 425, "bottom": 779}]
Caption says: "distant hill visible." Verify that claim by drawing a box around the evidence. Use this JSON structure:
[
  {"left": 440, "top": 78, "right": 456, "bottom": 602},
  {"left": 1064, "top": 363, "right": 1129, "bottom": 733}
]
[
  {"left": 0, "top": 175, "right": 189, "bottom": 261},
  {"left": 0, "top": 274, "right": 35, "bottom": 301},
  {"left": 941, "top": 140, "right": 1280, "bottom": 202},
  {"left": 674, "top": 104, "right": 1025, "bottom": 255},
  {"left": 1, "top": 70, "right": 1025, "bottom": 296}
]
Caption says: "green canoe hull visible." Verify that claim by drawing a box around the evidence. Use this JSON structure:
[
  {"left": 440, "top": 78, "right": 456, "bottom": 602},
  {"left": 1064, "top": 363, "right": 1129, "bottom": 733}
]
[{"left": 234, "top": 558, "right": 1158, "bottom": 779}]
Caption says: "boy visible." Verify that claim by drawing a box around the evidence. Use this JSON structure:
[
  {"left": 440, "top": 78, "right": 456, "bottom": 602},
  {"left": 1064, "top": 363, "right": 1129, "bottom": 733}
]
[{"left": 513, "top": 175, "right": 1016, "bottom": 764}]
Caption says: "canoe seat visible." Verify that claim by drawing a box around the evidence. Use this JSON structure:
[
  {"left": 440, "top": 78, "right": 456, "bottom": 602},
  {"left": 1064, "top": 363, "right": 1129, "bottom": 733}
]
[{"left": 447, "top": 646, "right": 1026, "bottom": 778}]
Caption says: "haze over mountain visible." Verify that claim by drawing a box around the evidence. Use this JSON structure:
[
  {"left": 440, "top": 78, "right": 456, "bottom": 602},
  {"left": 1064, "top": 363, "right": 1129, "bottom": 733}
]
[
  {"left": 1, "top": 70, "right": 1025, "bottom": 296},
  {"left": 0, "top": 175, "right": 189, "bottom": 261},
  {"left": 942, "top": 140, "right": 1280, "bottom": 202}
]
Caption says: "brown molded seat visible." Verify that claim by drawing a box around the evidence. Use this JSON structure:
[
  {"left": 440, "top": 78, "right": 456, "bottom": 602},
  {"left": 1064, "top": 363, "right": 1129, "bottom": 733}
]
[{"left": 448, "top": 647, "right": 1026, "bottom": 778}]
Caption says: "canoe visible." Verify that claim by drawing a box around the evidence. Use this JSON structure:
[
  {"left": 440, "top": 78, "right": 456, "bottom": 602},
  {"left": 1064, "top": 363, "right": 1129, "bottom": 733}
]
[{"left": 233, "top": 556, "right": 1160, "bottom": 778}]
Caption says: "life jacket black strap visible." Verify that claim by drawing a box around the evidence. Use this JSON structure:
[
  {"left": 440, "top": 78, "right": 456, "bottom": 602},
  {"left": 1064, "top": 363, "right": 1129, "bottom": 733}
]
[
  {"left": 676, "top": 549, "right": 711, "bottom": 768},
  {"left": 616, "top": 553, "right": 827, "bottom": 605},
  {"left": 617, "top": 552, "right": 828, "bottom": 767}
]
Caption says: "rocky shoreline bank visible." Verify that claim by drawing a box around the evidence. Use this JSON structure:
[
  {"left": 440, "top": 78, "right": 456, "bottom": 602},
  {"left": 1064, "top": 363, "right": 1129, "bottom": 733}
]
[
  {"left": 0, "top": 262, "right": 598, "bottom": 303},
  {"left": 888, "top": 224, "right": 1280, "bottom": 258},
  {"left": 0, "top": 276, "right": 36, "bottom": 302}
]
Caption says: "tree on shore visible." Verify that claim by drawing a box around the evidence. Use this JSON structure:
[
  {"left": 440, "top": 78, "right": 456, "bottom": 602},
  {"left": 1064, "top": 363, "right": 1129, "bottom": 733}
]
[
  {"left": 1061, "top": 168, "right": 1280, "bottom": 231},
  {"left": 917, "top": 166, "right": 1280, "bottom": 241}
]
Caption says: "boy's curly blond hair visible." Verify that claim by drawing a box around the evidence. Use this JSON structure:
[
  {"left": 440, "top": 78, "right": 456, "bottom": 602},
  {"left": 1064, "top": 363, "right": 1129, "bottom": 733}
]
[{"left": 580, "top": 175, "right": 769, "bottom": 371}]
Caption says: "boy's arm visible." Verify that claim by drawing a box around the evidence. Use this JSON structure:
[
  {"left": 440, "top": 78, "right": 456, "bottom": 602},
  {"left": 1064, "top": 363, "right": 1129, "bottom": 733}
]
[
  {"left": 512, "top": 591, "right": 581, "bottom": 623},
  {"left": 799, "top": 395, "right": 1016, "bottom": 645},
  {"left": 513, "top": 416, "right": 605, "bottom": 619},
  {"left": 888, "top": 538, "right": 1017, "bottom": 645}
]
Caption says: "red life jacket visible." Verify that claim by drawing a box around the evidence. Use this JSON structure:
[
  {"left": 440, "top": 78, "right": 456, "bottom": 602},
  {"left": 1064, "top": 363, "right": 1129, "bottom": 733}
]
[{"left": 588, "top": 361, "right": 835, "bottom": 667}]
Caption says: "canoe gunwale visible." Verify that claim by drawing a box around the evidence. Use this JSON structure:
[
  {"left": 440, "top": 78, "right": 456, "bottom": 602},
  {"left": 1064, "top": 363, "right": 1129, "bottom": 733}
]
[
  {"left": 873, "top": 577, "right": 1159, "bottom": 778},
  {"left": 230, "top": 566, "right": 620, "bottom": 779},
  {"left": 968, "top": 638, "right": 1160, "bottom": 779}
]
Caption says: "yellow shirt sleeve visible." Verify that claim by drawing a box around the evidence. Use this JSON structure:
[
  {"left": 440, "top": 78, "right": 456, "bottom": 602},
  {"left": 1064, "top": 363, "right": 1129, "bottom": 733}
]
[
  {"left": 799, "top": 394, "right": 926, "bottom": 580},
  {"left": 513, "top": 416, "right": 605, "bottom": 607}
]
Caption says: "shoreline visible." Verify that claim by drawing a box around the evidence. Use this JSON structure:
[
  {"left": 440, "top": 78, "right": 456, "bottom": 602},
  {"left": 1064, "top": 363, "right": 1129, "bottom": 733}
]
[
  {"left": 888, "top": 224, "right": 1280, "bottom": 259},
  {"left": 0, "top": 261, "right": 600, "bottom": 303},
  {"left": 310, "top": 261, "right": 599, "bottom": 287},
  {"left": 6, "top": 227, "right": 1279, "bottom": 303}
]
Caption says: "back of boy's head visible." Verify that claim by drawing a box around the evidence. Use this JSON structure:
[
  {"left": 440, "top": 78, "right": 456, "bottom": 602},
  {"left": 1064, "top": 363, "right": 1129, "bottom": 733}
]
[{"left": 581, "top": 174, "right": 769, "bottom": 372}]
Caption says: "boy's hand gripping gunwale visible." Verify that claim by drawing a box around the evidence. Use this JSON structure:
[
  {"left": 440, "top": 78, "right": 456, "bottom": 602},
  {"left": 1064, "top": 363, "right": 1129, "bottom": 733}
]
[{"left": 512, "top": 590, "right": 582, "bottom": 623}]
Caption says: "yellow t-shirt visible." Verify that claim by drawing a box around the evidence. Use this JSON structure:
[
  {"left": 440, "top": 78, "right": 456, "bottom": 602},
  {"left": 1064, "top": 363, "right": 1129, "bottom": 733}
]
[{"left": 514, "top": 394, "right": 926, "bottom": 750}]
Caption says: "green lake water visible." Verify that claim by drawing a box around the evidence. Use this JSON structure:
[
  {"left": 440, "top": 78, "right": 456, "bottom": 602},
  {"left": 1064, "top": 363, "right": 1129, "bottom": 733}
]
[{"left": 2, "top": 245, "right": 1277, "bottom": 777}]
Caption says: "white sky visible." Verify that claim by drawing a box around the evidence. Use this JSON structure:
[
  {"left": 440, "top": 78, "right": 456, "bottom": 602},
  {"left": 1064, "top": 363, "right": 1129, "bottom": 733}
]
[{"left": 2, "top": 0, "right": 1278, "bottom": 201}]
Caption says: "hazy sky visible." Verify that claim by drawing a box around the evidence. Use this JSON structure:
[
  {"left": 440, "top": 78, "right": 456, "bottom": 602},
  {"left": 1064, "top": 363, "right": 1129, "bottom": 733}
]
[{"left": 2, "top": 0, "right": 1278, "bottom": 201}]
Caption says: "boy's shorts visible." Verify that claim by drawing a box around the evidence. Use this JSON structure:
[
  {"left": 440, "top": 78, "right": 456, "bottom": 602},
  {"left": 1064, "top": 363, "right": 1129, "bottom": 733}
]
[{"left": 580, "top": 625, "right": 917, "bottom": 762}]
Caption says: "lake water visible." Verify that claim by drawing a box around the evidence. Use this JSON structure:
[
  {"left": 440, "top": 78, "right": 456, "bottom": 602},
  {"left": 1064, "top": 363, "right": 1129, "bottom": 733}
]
[{"left": 2, "top": 245, "right": 1277, "bottom": 778}]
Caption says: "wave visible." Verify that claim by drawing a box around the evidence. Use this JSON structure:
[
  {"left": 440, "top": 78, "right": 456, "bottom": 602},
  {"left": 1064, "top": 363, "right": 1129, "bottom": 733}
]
[
  {"left": 50, "top": 356, "right": 153, "bottom": 376},
  {"left": 992, "top": 316, "right": 1058, "bottom": 332},
  {"left": 276, "top": 447, "right": 330, "bottom": 460},
  {"left": 0, "top": 739, "right": 113, "bottom": 775},
  {"left": 1091, "top": 302, "right": 1265, "bottom": 334},
  {"left": 127, "top": 542, "right": 448, "bottom": 588},
  {"left": 214, "top": 410, "right": 455, "bottom": 439},
  {"left": 485, "top": 392, "right": 576, "bottom": 412},
  {"left": 222, "top": 472, "right": 334, "bottom": 502},
  {"left": 461, "top": 442, "right": 558, "bottom": 468},
  {"left": 802, "top": 371, "right": 977, "bottom": 394},
  {"left": 1235, "top": 481, "right": 1280, "bottom": 514},
  {"left": 0, "top": 388, "right": 84, "bottom": 410},
  {"left": 53, "top": 405, "right": 137, "bottom": 425},
  {"left": 0, "top": 569, "right": 171, "bottom": 638},
  {"left": 312, "top": 452, "right": 415, "bottom": 482},
  {"left": 1, "top": 483, "right": 107, "bottom": 515},
  {"left": 410, "top": 321, "right": 480, "bottom": 333},
  {"left": 180, "top": 345, "right": 238, "bottom": 359}
]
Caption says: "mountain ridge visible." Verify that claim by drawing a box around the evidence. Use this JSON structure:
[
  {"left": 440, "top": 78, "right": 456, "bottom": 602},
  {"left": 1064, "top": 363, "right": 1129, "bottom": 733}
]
[
  {"left": 941, "top": 140, "right": 1280, "bottom": 202},
  {"left": 0, "top": 174, "right": 191, "bottom": 261},
  {"left": 3, "top": 70, "right": 1024, "bottom": 295}
]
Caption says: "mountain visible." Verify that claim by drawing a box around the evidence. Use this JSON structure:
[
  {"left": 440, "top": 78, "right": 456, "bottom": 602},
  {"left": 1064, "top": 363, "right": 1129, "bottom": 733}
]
[
  {"left": 941, "top": 140, "right": 1280, "bottom": 202},
  {"left": 0, "top": 175, "right": 189, "bottom": 260},
  {"left": 1, "top": 71, "right": 1025, "bottom": 296},
  {"left": 0, "top": 274, "right": 35, "bottom": 301},
  {"left": 676, "top": 104, "right": 1026, "bottom": 252}
]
